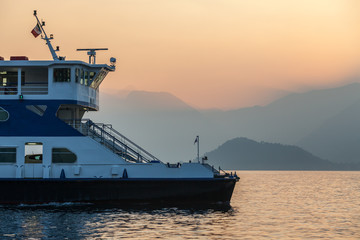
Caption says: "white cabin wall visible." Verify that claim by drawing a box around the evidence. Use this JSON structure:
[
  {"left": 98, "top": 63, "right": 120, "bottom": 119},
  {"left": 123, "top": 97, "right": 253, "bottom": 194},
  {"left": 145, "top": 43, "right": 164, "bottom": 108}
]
[
  {"left": 50, "top": 162, "right": 213, "bottom": 179},
  {"left": 0, "top": 136, "right": 127, "bottom": 164},
  {"left": 0, "top": 165, "right": 16, "bottom": 178},
  {"left": 0, "top": 136, "right": 214, "bottom": 179},
  {"left": 51, "top": 82, "right": 76, "bottom": 99}
]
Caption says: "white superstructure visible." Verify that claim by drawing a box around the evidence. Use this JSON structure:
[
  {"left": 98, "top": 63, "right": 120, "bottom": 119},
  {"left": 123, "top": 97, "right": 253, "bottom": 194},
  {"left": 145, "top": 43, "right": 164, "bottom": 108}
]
[{"left": 0, "top": 11, "right": 220, "bottom": 181}]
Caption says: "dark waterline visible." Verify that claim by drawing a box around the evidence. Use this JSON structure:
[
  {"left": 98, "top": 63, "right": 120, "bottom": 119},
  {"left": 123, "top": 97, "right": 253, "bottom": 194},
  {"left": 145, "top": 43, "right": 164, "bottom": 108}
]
[{"left": 0, "top": 171, "right": 359, "bottom": 239}]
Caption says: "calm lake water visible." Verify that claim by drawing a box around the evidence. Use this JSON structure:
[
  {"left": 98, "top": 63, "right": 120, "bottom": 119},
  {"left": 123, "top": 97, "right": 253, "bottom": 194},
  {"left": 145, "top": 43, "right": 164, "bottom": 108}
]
[{"left": 0, "top": 171, "right": 359, "bottom": 239}]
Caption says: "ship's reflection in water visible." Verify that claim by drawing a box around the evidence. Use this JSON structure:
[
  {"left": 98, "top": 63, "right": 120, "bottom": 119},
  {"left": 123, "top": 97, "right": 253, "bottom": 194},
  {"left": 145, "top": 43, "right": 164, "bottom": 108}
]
[
  {"left": 1, "top": 204, "right": 232, "bottom": 239},
  {"left": 21, "top": 215, "right": 45, "bottom": 239},
  {"left": 0, "top": 171, "right": 359, "bottom": 239}
]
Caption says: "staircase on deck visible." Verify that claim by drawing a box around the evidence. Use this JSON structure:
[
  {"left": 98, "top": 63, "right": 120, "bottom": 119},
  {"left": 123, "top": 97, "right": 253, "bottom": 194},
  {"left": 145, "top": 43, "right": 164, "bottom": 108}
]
[
  {"left": 66, "top": 119, "right": 226, "bottom": 177},
  {"left": 67, "top": 119, "right": 162, "bottom": 163}
]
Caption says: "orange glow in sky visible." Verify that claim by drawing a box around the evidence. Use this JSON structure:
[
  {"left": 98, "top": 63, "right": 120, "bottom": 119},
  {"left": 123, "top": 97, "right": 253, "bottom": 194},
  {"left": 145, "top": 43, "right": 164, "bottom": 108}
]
[{"left": 1, "top": 0, "right": 360, "bottom": 109}]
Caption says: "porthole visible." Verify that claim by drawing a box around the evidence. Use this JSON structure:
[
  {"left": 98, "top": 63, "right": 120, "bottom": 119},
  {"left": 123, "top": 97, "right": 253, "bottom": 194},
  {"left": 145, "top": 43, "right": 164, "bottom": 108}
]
[{"left": 0, "top": 107, "right": 9, "bottom": 121}]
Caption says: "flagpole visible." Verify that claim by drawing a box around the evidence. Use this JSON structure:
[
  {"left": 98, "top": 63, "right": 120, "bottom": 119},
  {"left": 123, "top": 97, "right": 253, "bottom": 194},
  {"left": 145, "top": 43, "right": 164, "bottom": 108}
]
[
  {"left": 197, "top": 136, "right": 200, "bottom": 163},
  {"left": 33, "top": 10, "right": 59, "bottom": 61}
]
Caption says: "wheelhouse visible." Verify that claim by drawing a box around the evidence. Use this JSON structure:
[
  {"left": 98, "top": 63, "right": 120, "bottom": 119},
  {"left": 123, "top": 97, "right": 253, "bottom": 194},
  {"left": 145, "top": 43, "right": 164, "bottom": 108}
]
[{"left": 0, "top": 59, "right": 113, "bottom": 110}]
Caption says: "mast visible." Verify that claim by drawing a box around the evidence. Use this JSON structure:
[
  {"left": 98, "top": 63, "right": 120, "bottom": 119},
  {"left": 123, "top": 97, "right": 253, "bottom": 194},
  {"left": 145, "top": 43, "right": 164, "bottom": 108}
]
[
  {"left": 197, "top": 136, "right": 200, "bottom": 163},
  {"left": 33, "top": 10, "right": 60, "bottom": 61},
  {"left": 194, "top": 135, "right": 200, "bottom": 163}
]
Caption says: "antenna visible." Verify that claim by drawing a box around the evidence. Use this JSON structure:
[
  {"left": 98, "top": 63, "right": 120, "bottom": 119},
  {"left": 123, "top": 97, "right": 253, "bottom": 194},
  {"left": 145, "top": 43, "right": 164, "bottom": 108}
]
[
  {"left": 76, "top": 48, "right": 108, "bottom": 64},
  {"left": 33, "top": 10, "right": 62, "bottom": 61}
]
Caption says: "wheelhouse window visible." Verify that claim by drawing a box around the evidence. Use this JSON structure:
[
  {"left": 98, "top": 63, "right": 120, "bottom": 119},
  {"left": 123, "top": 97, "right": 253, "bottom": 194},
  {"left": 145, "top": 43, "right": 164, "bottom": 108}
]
[
  {"left": 84, "top": 71, "right": 89, "bottom": 86},
  {"left": 0, "top": 70, "right": 21, "bottom": 95},
  {"left": 89, "top": 72, "right": 96, "bottom": 83},
  {"left": 74, "top": 68, "right": 97, "bottom": 86},
  {"left": 90, "top": 69, "right": 108, "bottom": 89},
  {"left": 80, "top": 69, "right": 84, "bottom": 85},
  {"left": 75, "top": 68, "right": 79, "bottom": 83},
  {"left": 54, "top": 68, "right": 71, "bottom": 82},
  {"left": 0, "top": 148, "right": 16, "bottom": 163},
  {"left": 52, "top": 148, "right": 77, "bottom": 163}
]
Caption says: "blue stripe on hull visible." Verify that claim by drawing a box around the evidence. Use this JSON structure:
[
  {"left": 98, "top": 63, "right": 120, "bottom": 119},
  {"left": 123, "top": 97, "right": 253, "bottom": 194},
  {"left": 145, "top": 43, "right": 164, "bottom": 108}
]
[{"left": 0, "top": 100, "right": 88, "bottom": 136}]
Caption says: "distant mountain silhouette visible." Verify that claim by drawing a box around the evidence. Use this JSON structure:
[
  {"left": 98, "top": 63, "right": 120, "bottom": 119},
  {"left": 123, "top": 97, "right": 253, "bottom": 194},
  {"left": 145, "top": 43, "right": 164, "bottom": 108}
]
[
  {"left": 205, "top": 138, "right": 359, "bottom": 170},
  {"left": 208, "top": 83, "right": 360, "bottom": 143},
  {"left": 203, "top": 83, "right": 360, "bottom": 163},
  {"left": 99, "top": 91, "right": 196, "bottom": 112},
  {"left": 298, "top": 98, "right": 360, "bottom": 163},
  {"left": 124, "top": 91, "right": 196, "bottom": 112},
  {"left": 88, "top": 82, "right": 360, "bottom": 164}
]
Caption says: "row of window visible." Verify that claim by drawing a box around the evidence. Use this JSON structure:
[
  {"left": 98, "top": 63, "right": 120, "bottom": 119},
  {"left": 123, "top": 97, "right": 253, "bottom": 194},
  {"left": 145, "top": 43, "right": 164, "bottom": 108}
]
[
  {"left": 1, "top": 68, "right": 98, "bottom": 89},
  {"left": 53, "top": 68, "right": 96, "bottom": 86},
  {"left": 0, "top": 147, "right": 77, "bottom": 164}
]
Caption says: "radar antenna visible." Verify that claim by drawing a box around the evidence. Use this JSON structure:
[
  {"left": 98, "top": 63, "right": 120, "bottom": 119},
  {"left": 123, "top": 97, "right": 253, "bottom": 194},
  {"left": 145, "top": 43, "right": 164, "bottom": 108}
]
[
  {"left": 33, "top": 10, "right": 62, "bottom": 61},
  {"left": 76, "top": 48, "right": 108, "bottom": 64}
]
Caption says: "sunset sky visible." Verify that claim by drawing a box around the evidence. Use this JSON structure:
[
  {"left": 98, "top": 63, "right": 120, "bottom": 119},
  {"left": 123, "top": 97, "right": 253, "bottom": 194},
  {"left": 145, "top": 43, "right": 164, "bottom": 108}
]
[{"left": 1, "top": 0, "right": 360, "bottom": 109}]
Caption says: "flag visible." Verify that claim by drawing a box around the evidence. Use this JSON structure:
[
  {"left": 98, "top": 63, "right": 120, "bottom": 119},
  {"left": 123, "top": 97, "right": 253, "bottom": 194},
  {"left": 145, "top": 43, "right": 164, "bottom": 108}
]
[
  {"left": 31, "top": 23, "right": 42, "bottom": 38},
  {"left": 194, "top": 136, "right": 199, "bottom": 144}
]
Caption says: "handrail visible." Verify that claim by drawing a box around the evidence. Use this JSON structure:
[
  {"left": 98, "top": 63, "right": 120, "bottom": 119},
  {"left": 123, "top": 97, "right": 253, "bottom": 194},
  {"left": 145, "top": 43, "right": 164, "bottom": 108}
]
[
  {"left": 64, "top": 118, "right": 162, "bottom": 163},
  {"left": 0, "top": 86, "right": 17, "bottom": 89},
  {"left": 218, "top": 166, "right": 230, "bottom": 176},
  {"left": 0, "top": 86, "right": 18, "bottom": 95},
  {"left": 201, "top": 163, "right": 221, "bottom": 176},
  {"left": 21, "top": 85, "right": 48, "bottom": 95},
  {"left": 88, "top": 122, "right": 145, "bottom": 162},
  {"left": 99, "top": 122, "right": 160, "bottom": 162},
  {"left": 22, "top": 82, "right": 48, "bottom": 85},
  {"left": 88, "top": 120, "right": 160, "bottom": 163}
]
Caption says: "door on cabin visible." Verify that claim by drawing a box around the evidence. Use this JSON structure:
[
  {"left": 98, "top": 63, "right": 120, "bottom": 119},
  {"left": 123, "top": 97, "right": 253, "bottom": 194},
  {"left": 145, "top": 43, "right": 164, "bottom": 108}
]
[{"left": 24, "top": 142, "right": 43, "bottom": 178}]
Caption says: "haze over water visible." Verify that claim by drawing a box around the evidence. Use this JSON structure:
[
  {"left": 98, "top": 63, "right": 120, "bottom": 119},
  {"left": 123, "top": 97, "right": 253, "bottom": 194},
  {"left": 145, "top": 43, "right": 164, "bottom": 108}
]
[{"left": 0, "top": 171, "right": 358, "bottom": 239}]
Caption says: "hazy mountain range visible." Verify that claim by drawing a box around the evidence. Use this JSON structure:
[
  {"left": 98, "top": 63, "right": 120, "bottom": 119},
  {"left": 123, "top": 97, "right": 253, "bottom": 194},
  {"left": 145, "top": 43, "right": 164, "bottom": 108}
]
[
  {"left": 87, "top": 82, "right": 360, "bottom": 167},
  {"left": 206, "top": 138, "right": 360, "bottom": 170}
]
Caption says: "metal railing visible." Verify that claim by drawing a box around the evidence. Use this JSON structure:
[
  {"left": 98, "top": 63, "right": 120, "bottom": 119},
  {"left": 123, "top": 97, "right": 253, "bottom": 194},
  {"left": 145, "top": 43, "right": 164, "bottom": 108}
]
[
  {"left": 21, "top": 84, "right": 48, "bottom": 95},
  {"left": 201, "top": 163, "right": 221, "bottom": 176},
  {"left": 64, "top": 119, "right": 162, "bottom": 164},
  {"left": 0, "top": 86, "right": 17, "bottom": 95},
  {"left": 63, "top": 118, "right": 235, "bottom": 177},
  {"left": 0, "top": 83, "right": 48, "bottom": 95}
]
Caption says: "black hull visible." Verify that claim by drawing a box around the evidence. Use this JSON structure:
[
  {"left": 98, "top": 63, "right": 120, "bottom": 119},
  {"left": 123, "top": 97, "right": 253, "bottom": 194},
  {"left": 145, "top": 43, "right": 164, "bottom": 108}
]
[{"left": 0, "top": 178, "right": 237, "bottom": 205}]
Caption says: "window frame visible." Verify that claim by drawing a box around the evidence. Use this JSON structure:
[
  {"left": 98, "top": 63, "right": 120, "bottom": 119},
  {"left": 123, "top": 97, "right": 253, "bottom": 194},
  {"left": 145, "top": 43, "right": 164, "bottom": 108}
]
[
  {"left": 52, "top": 148, "right": 77, "bottom": 164},
  {"left": 53, "top": 68, "right": 71, "bottom": 82},
  {"left": 0, "top": 147, "right": 16, "bottom": 163}
]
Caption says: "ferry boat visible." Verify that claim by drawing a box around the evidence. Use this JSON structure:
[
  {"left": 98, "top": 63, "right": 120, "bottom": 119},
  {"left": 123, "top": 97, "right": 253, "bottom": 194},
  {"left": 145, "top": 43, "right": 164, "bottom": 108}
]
[{"left": 0, "top": 11, "right": 238, "bottom": 205}]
